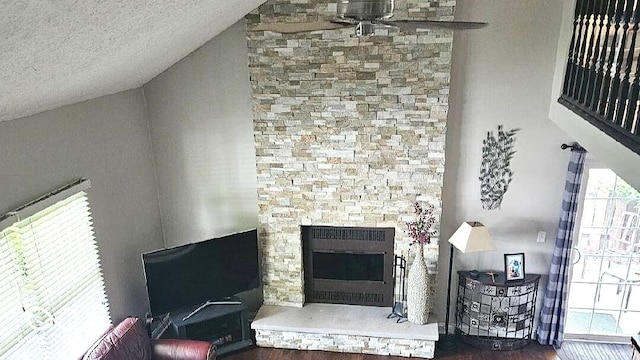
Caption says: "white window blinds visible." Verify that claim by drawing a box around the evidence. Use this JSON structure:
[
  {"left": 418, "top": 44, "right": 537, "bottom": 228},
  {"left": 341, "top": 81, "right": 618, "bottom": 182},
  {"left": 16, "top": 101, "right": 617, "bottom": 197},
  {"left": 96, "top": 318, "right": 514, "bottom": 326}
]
[{"left": 0, "top": 179, "right": 111, "bottom": 360}]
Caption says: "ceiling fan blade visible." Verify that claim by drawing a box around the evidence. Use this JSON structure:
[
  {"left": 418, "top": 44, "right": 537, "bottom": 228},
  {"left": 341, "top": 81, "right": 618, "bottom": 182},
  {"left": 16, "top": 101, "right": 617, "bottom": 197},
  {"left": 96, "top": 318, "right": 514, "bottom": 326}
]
[
  {"left": 252, "top": 21, "right": 351, "bottom": 34},
  {"left": 377, "top": 20, "right": 488, "bottom": 31}
]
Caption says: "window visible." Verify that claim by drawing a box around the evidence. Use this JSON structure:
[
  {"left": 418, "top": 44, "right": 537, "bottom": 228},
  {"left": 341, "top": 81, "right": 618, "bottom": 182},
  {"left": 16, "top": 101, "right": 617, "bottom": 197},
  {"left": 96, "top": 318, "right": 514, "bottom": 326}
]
[
  {"left": 0, "top": 179, "right": 111, "bottom": 359},
  {"left": 567, "top": 168, "right": 640, "bottom": 340}
]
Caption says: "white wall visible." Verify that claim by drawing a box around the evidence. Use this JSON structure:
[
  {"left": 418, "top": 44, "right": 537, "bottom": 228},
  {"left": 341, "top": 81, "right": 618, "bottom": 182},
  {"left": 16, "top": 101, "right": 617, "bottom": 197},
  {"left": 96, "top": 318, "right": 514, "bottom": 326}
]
[
  {"left": 143, "top": 21, "right": 261, "bottom": 308},
  {"left": 548, "top": 0, "right": 640, "bottom": 191},
  {"left": 0, "top": 89, "right": 164, "bottom": 321},
  {"left": 438, "top": 0, "right": 569, "bottom": 326},
  {"left": 144, "top": 20, "right": 258, "bottom": 247}
]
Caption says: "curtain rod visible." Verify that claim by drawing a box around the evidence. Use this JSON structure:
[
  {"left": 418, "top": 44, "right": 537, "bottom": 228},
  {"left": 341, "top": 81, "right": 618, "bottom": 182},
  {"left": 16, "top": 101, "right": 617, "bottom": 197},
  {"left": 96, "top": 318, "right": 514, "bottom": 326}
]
[{"left": 561, "top": 143, "right": 581, "bottom": 150}]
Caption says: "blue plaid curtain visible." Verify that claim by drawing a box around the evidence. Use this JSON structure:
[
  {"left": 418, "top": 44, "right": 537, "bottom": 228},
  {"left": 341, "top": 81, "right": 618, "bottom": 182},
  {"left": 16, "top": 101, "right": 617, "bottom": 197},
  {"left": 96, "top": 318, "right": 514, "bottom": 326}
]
[{"left": 536, "top": 146, "right": 586, "bottom": 348}]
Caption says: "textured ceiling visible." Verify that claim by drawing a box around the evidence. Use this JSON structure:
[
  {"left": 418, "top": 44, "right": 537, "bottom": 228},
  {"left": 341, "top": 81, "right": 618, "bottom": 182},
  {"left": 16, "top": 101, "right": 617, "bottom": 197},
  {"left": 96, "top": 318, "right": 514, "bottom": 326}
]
[{"left": 0, "top": 0, "right": 265, "bottom": 122}]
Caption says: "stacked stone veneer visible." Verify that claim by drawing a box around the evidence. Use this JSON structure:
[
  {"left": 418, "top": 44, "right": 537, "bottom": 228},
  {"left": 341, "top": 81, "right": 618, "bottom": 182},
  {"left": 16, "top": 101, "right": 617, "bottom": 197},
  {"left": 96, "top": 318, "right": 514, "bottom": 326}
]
[
  {"left": 255, "top": 330, "right": 435, "bottom": 358},
  {"left": 246, "top": 0, "right": 455, "bottom": 309}
]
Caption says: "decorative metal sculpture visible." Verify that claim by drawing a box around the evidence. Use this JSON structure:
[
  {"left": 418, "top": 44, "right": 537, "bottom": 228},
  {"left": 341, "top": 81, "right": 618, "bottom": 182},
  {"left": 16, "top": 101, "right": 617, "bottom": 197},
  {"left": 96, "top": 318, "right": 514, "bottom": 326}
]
[{"left": 479, "top": 125, "right": 520, "bottom": 210}]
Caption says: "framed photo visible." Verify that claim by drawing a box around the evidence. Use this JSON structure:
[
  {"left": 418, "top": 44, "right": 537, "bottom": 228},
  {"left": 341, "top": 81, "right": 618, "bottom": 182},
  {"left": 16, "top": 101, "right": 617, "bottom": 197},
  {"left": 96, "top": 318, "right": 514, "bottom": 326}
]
[{"left": 504, "top": 253, "right": 525, "bottom": 281}]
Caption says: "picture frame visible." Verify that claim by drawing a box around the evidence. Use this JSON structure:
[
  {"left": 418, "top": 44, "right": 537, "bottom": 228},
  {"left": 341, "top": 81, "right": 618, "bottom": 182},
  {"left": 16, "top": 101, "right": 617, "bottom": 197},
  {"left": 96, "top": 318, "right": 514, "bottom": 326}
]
[{"left": 504, "top": 253, "right": 525, "bottom": 281}]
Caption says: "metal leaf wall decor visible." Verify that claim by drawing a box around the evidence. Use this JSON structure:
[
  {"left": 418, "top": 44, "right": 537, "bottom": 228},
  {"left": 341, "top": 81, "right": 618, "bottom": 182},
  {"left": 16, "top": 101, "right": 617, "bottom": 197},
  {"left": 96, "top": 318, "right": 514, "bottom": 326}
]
[{"left": 479, "top": 125, "right": 520, "bottom": 210}]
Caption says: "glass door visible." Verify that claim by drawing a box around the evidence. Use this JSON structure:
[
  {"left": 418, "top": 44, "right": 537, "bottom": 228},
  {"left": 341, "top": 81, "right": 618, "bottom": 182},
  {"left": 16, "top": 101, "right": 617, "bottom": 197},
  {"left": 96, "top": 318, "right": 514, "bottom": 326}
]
[{"left": 566, "top": 168, "right": 640, "bottom": 341}]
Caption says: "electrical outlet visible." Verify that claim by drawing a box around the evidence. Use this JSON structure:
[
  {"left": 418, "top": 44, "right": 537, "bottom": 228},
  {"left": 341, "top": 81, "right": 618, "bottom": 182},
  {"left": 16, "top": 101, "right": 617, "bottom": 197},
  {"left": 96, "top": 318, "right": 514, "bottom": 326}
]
[{"left": 536, "top": 231, "right": 547, "bottom": 243}]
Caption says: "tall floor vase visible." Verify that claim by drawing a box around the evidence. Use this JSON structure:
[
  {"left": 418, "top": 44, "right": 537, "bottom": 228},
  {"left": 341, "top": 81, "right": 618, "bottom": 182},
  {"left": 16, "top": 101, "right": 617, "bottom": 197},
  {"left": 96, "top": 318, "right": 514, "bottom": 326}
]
[{"left": 407, "top": 244, "right": 430, "bottom": 324}]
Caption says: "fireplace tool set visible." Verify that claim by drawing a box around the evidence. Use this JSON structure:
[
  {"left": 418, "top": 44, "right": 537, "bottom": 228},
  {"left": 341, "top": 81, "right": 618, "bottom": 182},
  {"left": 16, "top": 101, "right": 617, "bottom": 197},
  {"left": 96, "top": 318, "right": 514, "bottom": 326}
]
[{"left": 387, "top": 255, "right": 407, "bottom": 322}]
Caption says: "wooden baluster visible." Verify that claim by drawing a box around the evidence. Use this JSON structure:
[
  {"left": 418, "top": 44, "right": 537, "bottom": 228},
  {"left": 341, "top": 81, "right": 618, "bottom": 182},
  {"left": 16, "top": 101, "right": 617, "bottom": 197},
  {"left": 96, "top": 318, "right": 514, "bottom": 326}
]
[
  {"left": 563, "top": 0, "right": 585, "bottom": 96},
  {"left": 584, "top": 0, "right": 611, "bottom": 109},
  {"left": 578, "top": 0, "right": 601, "bottom": 103},
  {"left": 606, "top": 0, "right": 635, "bottom": 122},
  {"left": 617, "top": 0, "right": 640, "bottom": 128},
  {"left": 562, "top": 11, "right": 578, "bottom": 96},
  {"left": 598, "top": 0, "right": 625, "bottom": 117},
  {"left": 624, "top": 48, "right": 640, "bottom": 135},
  {"left": 627, "top": 30, "right": 640, "bottom": 138},
  {"left": 565, "top": 0, "right": 590, "bottom": 98},
  {"left": 591, "top": 0, "right": 618, "bottom": 111},
  {"left": 573, "top": 0, "right": 595, "bottom": 99}
]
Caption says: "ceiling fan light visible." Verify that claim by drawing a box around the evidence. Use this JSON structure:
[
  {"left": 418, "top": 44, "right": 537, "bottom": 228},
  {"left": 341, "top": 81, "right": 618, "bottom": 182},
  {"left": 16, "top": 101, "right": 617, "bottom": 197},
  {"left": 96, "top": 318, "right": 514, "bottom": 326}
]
[
  {"left": 336, "top": 0, "right": 394, "bottom": 21},
  {"left": 355, "top": 21, "right": 376, "bottom": 36}
]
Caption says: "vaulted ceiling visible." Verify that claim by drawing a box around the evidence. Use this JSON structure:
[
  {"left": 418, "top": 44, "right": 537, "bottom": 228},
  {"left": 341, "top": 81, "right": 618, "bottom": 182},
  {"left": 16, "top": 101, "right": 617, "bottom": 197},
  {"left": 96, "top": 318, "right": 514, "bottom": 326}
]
[{"left": 0, "top": 0, "right": 265, "bottom": 122}]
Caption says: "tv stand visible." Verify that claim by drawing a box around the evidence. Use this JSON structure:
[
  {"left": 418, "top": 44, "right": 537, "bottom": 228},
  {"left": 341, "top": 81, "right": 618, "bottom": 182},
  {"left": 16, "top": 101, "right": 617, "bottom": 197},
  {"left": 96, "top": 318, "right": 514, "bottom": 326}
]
[
  {"left": 182, "top": 299, "right": 243, "bottom": 321},
  {"left": 169, "top": 300, "right": 252, "bottom": 356}
]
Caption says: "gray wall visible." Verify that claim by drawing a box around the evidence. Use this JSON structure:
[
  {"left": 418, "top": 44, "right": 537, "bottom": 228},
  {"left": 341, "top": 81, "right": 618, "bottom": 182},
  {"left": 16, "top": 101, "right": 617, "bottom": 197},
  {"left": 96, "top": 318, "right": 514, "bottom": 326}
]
[
  {"left": 548, "top": 0, "right": 640, "bottom": 191},
  {"left": 143, "top": 21, "right": 261, "bottom": 309},
  {"left": 439, "top": 0, "right": 568, "bottom": 327},
  {"left": 0, "top": 89, "right": 164, "bottom": 321},
  {"left": 144, "top": 21, "right": 258, "bottom": 248}
]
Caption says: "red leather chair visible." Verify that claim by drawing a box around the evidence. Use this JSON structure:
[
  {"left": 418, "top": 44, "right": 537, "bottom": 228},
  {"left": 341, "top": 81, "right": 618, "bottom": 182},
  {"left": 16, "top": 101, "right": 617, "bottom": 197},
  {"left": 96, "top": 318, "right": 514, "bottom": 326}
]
[{"left": 81, "top": 317, "right": 215, "bottom": 360}]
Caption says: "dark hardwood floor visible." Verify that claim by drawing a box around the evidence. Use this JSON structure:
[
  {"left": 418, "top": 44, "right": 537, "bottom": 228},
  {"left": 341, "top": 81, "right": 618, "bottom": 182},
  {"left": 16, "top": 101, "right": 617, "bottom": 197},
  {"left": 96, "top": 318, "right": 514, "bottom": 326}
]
[{"left": 223, "top": 342, "right": 558, "bottom": 360}]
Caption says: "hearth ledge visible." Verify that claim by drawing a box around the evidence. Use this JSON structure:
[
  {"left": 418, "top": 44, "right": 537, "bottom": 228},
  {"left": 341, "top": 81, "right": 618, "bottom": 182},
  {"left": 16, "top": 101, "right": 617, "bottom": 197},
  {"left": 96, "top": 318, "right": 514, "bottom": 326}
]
[{"left": 251, "top": 304, "right": 438, "bottom": 359}]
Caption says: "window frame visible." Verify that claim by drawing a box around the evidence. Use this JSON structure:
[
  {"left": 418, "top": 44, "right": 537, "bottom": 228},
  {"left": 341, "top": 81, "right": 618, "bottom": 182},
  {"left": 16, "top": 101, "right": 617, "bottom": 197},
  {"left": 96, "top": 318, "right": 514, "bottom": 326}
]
[{"left": 0, "top": 179, "right": 111, "bottom": 359}]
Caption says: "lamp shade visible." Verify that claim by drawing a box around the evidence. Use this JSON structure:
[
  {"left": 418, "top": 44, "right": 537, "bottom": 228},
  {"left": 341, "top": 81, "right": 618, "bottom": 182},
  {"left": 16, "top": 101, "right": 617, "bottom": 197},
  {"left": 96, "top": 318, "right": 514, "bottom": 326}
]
[{"left": 448, "top": 221, "right": 496, "bottom": 254}]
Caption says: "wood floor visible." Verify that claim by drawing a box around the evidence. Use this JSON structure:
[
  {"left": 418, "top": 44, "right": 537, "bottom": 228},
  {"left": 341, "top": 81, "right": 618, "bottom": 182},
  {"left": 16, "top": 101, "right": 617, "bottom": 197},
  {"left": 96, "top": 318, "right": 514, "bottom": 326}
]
[{"left": 223, "top": 342, "right": 559, "bottom": 360}]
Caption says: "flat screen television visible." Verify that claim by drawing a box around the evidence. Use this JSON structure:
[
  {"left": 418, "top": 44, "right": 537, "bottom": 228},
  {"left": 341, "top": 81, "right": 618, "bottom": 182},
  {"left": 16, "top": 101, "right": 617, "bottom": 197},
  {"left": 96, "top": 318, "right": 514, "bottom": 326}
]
[{"left": 142, "top": 229, "right": 260, "bottom": 317}]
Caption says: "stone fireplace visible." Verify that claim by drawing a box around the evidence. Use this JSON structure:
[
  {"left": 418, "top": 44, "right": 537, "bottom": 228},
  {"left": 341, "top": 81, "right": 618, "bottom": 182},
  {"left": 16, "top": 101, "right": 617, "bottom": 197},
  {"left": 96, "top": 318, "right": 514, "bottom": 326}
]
[
  {"left": 246, "top": 0, "right": 453, "bottom": 310},
  {"left": 246, "top": 0, "right": 454, "bottom": 357}
]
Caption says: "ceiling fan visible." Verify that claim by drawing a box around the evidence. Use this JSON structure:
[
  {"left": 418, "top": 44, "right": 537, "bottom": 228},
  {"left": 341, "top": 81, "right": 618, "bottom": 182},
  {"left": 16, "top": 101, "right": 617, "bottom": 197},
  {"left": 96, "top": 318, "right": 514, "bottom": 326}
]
[{"left": 252, "top": 0, "right": 487, "bottom": 36}]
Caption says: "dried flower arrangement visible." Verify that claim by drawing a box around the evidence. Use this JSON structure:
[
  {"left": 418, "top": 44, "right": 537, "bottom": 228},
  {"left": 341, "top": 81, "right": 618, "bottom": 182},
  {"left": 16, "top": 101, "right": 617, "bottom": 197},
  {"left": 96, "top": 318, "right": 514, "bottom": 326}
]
[{"left": 405, "top": 202, "right": 436, "bottom": 245}]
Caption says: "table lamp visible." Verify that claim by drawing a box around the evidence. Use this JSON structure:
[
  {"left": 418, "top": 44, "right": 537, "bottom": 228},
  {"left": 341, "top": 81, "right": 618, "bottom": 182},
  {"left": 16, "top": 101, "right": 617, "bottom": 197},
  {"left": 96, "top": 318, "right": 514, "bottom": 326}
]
[{"left": 438, "top": 221, "right": 496, "bottom": 350}]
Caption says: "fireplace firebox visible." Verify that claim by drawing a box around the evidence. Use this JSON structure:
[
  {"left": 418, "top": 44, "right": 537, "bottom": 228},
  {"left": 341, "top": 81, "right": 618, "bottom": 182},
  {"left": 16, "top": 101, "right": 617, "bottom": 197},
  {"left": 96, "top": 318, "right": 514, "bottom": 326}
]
[{"left": 302, "top": 226, "right": 394, "bottom": 307}]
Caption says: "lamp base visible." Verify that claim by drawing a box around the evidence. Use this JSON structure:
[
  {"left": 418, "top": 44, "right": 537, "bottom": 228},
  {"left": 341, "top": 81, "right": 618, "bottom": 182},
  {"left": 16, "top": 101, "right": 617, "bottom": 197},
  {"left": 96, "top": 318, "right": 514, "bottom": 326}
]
[{"left": 437, "top": 333, "right": 458, "bottom": 351}]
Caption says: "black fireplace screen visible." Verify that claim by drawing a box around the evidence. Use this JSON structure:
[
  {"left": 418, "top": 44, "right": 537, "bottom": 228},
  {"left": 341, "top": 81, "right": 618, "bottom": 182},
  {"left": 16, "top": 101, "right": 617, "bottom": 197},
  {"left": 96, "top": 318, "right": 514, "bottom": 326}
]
[
  {"left": 302, "top": 225, "right": 394, "bottom": 307},
  {"left": 313, "top": 252, "right": 384, "bottom": 282}
]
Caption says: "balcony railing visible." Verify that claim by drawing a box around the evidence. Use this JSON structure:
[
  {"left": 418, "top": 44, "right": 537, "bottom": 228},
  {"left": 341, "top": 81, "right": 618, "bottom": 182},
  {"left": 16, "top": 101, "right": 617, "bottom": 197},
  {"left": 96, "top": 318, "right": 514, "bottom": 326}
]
[{"left": 560, "top": 0, "right": 640, "bottom": 156}]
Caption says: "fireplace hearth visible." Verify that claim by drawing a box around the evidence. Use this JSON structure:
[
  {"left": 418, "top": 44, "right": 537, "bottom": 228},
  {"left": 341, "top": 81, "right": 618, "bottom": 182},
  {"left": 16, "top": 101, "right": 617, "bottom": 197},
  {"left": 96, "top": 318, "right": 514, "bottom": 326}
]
[{"left": 302, "top": 226, "right": 394, "bottom": 307}]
